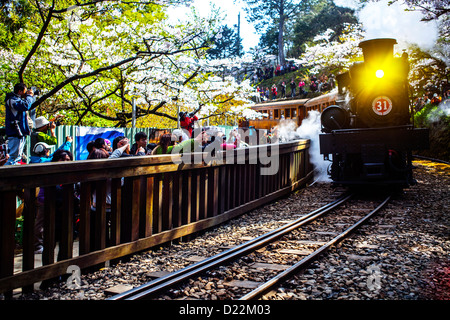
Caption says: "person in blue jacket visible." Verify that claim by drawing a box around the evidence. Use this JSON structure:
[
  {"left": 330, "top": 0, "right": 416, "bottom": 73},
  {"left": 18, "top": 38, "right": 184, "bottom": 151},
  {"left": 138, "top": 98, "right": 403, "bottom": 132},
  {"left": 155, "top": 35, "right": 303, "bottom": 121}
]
[
  {"left": 4, "top": 83, "right": 36, "bottom": 165},
  {"left": 30, "top": 136, "right": 73, "bottom": 164}
]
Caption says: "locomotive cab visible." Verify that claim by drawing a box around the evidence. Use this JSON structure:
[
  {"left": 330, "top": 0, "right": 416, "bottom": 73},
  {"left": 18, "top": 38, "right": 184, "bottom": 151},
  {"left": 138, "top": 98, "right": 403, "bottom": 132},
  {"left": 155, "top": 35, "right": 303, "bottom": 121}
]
[{"left": 319, "top": 38, "right": 429, "bottom": 187}]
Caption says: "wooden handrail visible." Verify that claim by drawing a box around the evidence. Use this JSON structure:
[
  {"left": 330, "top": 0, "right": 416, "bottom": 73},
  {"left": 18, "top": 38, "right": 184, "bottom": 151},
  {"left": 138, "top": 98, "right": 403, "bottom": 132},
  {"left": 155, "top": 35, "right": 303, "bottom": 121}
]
[{"left": 0, "top": 140, "right": 312, "bottom": 297}]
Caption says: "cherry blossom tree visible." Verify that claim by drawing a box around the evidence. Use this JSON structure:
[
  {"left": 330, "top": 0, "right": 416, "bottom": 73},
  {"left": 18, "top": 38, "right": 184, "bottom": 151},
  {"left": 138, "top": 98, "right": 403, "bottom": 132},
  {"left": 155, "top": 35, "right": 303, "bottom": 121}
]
[
  {"left": 0, "top": 0, "right": 257, "bottom": 127},
  {"left": 297, "top": 23, "right": 364, "bottom": 75}
]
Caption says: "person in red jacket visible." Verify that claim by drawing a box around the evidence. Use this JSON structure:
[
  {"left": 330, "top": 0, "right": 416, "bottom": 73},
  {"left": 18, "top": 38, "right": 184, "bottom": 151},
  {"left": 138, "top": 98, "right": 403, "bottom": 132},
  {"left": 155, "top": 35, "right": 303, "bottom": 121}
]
[{"left": 179, "top": 111, "right": 198, "bottom": 138}]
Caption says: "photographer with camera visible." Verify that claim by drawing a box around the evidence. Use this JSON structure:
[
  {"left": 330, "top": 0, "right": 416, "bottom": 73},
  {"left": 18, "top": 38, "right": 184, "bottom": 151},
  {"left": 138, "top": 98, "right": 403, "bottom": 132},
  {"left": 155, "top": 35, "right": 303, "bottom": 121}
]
[
  {"left": 179, "top": 111, "right": 198, "bottom": 138},
  {"left": 4, "top": 83, "right": 36, "bottom": 165},
  {"left": 30, "top": 115, "right": 64, "bottom": 157}
]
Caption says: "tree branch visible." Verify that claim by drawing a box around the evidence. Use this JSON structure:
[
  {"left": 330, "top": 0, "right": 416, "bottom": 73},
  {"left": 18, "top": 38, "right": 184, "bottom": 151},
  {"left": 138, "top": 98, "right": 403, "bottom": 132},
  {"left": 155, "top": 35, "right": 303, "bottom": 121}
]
[
  {"left": 18, "top": 1, "right": 55, "bottom": 83},
  {"left": 31, "top": 55, "right": 140, "bottom": 110}
]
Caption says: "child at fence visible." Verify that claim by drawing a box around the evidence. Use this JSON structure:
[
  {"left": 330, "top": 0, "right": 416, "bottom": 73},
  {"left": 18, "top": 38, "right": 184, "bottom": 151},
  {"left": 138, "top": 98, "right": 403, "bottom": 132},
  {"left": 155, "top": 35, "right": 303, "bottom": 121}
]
[{"left": 30, "top": 136, "right": 73, "bottom": 163}]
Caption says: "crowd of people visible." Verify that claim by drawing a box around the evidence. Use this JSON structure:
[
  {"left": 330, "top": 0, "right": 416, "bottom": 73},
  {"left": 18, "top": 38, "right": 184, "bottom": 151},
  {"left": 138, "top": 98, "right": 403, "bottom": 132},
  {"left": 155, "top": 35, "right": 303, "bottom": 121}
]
[
  {"left": 414, "top": 86, "right": 450, "bottom": 112},
  {"left": 255, "top": 73, "right": 336, "bottom": 102},
  {"left": 1, "top": 87, "right": 247, "bottom": 272},
  {"left": 253, "top": 62, "right": 300, "bottom": 83}
]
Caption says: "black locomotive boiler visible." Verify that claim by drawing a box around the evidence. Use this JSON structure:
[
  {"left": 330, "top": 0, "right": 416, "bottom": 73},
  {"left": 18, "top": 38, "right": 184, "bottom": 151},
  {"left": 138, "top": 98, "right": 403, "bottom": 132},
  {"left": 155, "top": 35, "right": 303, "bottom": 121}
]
[{"left": 319, "top": 38, "right": 429, "bottom": 187}]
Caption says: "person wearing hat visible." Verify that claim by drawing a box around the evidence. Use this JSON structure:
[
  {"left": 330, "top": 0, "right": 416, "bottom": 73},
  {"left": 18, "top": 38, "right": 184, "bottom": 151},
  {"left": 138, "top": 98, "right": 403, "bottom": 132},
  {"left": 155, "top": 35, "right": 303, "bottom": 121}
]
[
  {"left": 30, "top": 116, "right": 57, "bottom": 156},
  {"left": 30, "top": 142, "right": 53, "bottom": 163},
  {"left": 179, "top": 111, "right": 198, "bottom": 138},
  {"left": 30, "top": 114, "right": 65, "bottom": 158},
  {"left": 30, "top": 137, "right": 73, "bottom": 164}
]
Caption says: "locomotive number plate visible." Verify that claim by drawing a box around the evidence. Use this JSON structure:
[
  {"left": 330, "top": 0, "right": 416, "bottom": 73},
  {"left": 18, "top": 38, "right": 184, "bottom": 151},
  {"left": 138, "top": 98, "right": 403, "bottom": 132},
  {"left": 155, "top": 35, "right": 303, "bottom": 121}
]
[{"left": 372, "top": 96, "right": 393, "bottom": 116}]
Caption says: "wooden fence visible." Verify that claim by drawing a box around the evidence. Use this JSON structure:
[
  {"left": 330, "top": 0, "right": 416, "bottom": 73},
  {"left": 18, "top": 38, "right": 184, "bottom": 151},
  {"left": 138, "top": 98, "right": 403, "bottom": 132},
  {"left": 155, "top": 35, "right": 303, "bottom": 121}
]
[{"left": 0, "top": 140, "right": 312, "bottom": 297}]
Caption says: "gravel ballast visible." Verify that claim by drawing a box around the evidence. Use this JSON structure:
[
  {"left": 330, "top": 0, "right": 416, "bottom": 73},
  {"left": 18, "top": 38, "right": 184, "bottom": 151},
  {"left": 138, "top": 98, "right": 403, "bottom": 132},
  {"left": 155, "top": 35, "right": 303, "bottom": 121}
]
[{"left": 14, "top": 160, "right": 450, "bottom": 300}]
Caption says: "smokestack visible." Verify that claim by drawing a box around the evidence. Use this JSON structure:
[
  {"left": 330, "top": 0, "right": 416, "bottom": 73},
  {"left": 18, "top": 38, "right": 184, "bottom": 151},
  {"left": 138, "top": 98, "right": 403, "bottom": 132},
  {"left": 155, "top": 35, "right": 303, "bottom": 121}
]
[{"left": 358, "top": 38, "right": 397, "bottom": 65}]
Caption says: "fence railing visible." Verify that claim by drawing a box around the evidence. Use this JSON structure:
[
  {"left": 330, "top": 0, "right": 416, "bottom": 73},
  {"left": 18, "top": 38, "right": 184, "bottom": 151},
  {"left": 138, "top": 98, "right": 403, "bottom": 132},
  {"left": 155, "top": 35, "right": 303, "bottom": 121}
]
[{"left": 0, "top": 139, "right": 312, "bottom": 297}]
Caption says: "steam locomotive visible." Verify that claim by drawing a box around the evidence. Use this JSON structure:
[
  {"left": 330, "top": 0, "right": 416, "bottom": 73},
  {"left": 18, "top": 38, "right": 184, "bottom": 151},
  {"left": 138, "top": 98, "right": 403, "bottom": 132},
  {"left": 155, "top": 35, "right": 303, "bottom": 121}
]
[{"left": 319, "top": 38, "right": 429, "bottom": 187}]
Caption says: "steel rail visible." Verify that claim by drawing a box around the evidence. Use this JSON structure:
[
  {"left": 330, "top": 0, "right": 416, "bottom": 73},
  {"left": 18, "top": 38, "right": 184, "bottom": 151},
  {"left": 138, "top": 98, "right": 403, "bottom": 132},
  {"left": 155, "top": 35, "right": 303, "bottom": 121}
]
[
  {"left": 412, "top": 154, "right": 450, "bottom": 165},
  {"left": 240, "top": 194, "right": 392, "bottom": 300},
  {"left": 109, "top": 193, "right": 353, "bottom": 300}
]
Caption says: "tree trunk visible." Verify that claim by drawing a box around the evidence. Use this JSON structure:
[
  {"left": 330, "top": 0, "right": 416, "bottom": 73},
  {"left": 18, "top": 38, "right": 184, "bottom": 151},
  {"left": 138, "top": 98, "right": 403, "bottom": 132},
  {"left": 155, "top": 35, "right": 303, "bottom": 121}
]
[{"left": 278, "top": 4, "right": 286, "bottom": 66}]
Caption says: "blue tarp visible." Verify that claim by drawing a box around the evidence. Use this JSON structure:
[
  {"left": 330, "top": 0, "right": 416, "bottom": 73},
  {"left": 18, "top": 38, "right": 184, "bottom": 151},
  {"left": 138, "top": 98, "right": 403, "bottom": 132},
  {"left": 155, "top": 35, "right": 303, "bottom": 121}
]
[{"left": 75, "top": 127, "right": 125, "bottom": 160}]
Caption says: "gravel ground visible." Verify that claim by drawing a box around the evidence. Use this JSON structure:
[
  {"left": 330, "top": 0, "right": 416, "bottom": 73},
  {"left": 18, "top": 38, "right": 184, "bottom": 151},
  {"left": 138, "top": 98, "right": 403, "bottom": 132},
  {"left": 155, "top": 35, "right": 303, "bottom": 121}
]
[
  {"left": 267, "top": 160, "right": 450, "bottom": 300},
  {"left": 15, "top": 160, "right": 450, "bottom": 300}
]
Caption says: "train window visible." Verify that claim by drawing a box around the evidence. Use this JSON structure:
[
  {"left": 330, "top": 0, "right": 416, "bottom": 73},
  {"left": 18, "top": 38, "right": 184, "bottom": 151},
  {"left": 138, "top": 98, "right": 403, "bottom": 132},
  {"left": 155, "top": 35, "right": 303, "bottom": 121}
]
[
  {"left": 280, "top": 109, "right": 284, "bottom": 118},
  {"left": 274, "top": 109, "right": 279, "bottom": 118},
  {"left": 285, "top": 108, "right": 290, "bottom": 118},
  {"left": 269, "top": 110, "right": 273, "bottom": 119},
  {"left": 292, "top": 109, "right": 297, "bottom": 118}
]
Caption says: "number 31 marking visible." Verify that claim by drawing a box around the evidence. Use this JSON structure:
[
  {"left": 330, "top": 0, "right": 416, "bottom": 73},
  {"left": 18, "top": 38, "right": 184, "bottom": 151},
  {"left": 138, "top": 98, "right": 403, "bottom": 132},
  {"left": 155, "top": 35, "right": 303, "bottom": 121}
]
[{"left": 372, "top": 96, "right": 393, "bottom": 116}]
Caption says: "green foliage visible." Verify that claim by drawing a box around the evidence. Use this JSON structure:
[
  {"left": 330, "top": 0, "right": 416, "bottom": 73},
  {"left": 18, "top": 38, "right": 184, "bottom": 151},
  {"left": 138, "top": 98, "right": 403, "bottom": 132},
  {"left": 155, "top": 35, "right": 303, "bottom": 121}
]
[
  {"left": 241, "top": 0, "right": 308, "bottom": 64},
  {"left": 414, "top": 103, "right": 450, "bottom": 128},
  {"left": 292, "top": 0, "right": 358, "bottom": 56},
  {"left": 414, "top": 103, "right": 450, "bottom": 162},
  {"left": 0, "top": 0, "right": 35, "bottom": 48},
  {"left": 207, "top": 25, "right": 243, "bottom": 59}
]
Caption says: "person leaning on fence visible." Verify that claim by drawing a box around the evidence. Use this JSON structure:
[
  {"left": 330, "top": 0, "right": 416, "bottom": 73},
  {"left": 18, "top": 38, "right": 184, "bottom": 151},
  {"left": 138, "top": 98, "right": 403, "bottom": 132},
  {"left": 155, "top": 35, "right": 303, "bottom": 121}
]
[
  {"left": 92, "top": 137, "right": 111, "bottom": 157},
  {"left": 109, "top": 136, "right": 145, "bottom": 158},
  {"left": 227, "top": 129, "right": 241, "bottom": 148},
  {"left": 130, "top": 131, "right": 149, "bottom": 155},
  {"left": 30, "top": 136, "right": 72, "bottom": 164},
  {"left": 4, "top": 83, "right": 36, "bottom": 165},
  {"left": 170, "top": 130, "right": 208, "bottom": 154},
  {"left": 172, "top": 129, "right": 190, "bottom": 144},
  {"left": 87, "top": 148, "right": 112, "bottom": 211},
  {"left": 151, "top": 133, "right": 175, "bottom": 155}
]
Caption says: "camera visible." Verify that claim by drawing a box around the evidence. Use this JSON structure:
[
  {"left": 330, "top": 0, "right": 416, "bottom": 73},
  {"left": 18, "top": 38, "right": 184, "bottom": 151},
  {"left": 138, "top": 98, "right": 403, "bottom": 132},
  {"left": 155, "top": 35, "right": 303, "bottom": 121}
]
[
  {"left": 10, "top": 120, "right": 23, "bottom": 137},
  {"left": 30, "top": 86, "right": 40, "bottom": 96},
  {"left": 49, "top": 120, "right": 61, "bottom": 127},
  {"left": 0, "top": 143, "right": 8, "bottom": 157},
  {"left": 179, "top": 111, "right": 187, "bottom": 119}
]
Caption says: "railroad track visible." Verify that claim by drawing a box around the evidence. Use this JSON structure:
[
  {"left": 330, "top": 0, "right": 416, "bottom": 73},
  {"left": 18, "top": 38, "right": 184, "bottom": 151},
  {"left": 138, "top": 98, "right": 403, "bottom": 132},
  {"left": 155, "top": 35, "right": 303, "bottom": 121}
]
[{"left": 109, "top": 192, "right": 392, "bottom": 301}]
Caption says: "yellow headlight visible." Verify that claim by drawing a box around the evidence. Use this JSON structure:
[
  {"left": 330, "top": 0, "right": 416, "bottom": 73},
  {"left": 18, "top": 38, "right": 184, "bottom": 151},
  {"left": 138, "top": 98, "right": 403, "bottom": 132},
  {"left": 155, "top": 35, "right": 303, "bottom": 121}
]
[{"left": 375, "top": 70, "right": 385, "bottom": 78}]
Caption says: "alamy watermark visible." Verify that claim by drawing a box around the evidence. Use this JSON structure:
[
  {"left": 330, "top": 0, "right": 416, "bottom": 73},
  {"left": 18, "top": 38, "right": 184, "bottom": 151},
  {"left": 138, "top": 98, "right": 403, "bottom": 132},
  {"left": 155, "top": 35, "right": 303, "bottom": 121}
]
[
  {"left": 66, "top": 265, "right": 84, "bottom": 299},
  {"left": 366, "top": 264, "right": 382, "bottom": 291}
]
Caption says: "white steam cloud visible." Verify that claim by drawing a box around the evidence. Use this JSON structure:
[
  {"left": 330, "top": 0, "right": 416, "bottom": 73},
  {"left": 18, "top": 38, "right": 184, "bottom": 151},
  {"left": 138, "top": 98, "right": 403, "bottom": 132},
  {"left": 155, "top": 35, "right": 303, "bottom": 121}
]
[
  {"left": 357, "top": 0, "right": 439, "bottom": 50},
  {"left": 273, "top": 112, "right": 331, "bottom": 183},
  {"left": 295, "top": 111, "right": 331, "bottom": 183},
  {"left": 427, "top": 99, "right": 450, "bottom": 123},
  {"left": 335, "top": 0, "right": 439, "bottom": 50}
]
